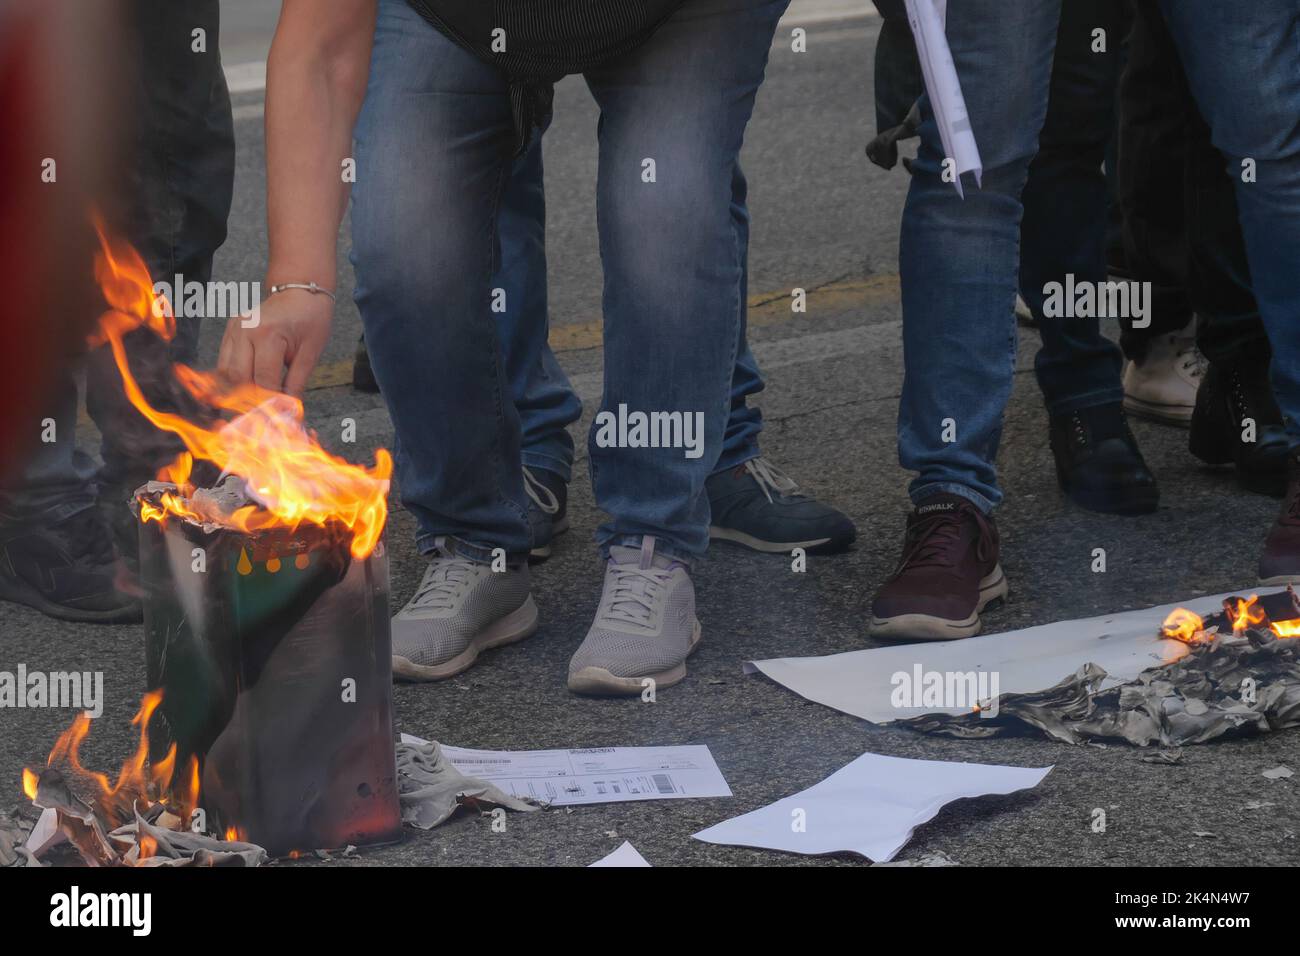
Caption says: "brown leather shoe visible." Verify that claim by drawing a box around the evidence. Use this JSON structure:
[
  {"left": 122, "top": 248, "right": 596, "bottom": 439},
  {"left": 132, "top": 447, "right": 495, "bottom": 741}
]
[
  {"left": 1259, "top": 451, "right": 1300, "bottom": 585},
  {"left": 868, "top": 493, "right": 1007, "bottom": 641}
]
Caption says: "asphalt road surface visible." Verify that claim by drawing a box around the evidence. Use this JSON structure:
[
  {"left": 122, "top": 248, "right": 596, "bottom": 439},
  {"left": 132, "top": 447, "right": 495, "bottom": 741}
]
[{"left": 3, "top": 3, "right": 1296, "bottom": 867}]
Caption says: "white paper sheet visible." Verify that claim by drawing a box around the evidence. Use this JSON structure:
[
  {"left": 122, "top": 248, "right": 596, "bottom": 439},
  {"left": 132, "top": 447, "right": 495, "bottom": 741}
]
[
  {"left": 693, "top": 751, "right": 1050, "bottom": 862},
  {"left": 589, "top": 841, "right": 652, "bottom": 867},
  {"left": 399, "top": 735, "right": 731, "bottom": 806},
  {"left": 746, "top": 588, "right": 1282, "bottom": 724},
  {"left": 904, "top": 0, "right": 982, "bottom": 197}
]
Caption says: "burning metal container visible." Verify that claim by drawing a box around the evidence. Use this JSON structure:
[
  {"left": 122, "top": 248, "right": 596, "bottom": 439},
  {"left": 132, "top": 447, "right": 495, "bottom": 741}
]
[{"left": 136, "top": 481, "right": 402, "bottom": 856}]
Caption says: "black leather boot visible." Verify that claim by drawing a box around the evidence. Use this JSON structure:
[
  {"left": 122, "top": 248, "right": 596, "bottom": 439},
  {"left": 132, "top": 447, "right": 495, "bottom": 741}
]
[
  {"left": 1189, "top": 361, "right": 1288, "bottom": 497},
  {"left": 1049, "top": 402, "right": 1159, "bottom": 515}
]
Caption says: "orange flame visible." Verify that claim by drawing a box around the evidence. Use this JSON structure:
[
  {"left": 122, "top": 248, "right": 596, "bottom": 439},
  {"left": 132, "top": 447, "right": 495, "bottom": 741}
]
[
  {"left": 21, "top": 767, "right": 38, "bottom": 801},
  {"left": 1272, "top": 619, "right": 1300, "bottom": 638},
  {"left": 1161, "top": 607, "right": 1207, "bottom": 644},
  {"left": 21, "top": 690, "right": 201, "bottom": 830},
  {"left": 1229, "top": 595, "right": 1266, "bottom": 632},
  {"left": 91, "top": 217, "right": 391, "bottom": 558}
]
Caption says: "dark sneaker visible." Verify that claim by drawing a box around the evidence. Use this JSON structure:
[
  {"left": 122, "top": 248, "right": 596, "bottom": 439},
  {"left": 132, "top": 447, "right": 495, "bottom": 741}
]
[
  {"left": 0, "top": 507, "right": 142, "bottom": 623},
  {"left": 524, "top": 466, "right": 568, "bottom": 561},
  {"left": 1259, "top": 452, "right": 1300, "bottom": 585},
  {"left": 352, "top": 333, "right": 380, "bottom": 394},
  {"left": 1049, "top": 403, "right": 1159, "bottom": 516},
  {"left": 868, "top": 493, "right": 1007, "bottom": 641},
  {"left": 707, "top": 457, "right": 856, "bottom": 554},
  {"left": 1189, "top": 360, "right": 1288, "bottom": 496}
]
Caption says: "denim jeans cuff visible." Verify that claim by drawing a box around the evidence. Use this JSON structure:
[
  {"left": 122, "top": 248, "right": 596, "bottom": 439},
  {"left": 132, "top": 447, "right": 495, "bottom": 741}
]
[
  {"left": 520, "top": 452, "right": 573, "bottom": 484},
  {"left": 910, "top": 482, "right": 996, "bottom": 516},
  {"left": 600, "top": 534, "right": 697, "bottom": 567},
  {"left": 415, "top": 531, "right": 526, "bottom": 566},
  {"left": 711, "top": 446, "right": 761, "bottom": 477}
]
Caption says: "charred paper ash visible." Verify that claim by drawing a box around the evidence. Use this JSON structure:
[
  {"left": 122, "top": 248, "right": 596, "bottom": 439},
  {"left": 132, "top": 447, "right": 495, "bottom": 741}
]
[{"left": 902, "top": 590, "right": 1300, "bottom": 747}]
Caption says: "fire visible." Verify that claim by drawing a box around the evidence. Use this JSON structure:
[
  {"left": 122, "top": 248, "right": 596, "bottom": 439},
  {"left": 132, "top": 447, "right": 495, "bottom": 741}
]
[
  {"left": 91, "top": 217, "right": 391, "bottom": 558},
  {"left": 21, "top": 767, "right": 38, "bottom": 801},
  {"left": 1273, "top": 619, "right": 1300, "bottom": 638},
  {"left": 1229, "top": 595, "right": 1266, "bottom": 632},
  {"left": 21, "top": 690, "right": 201, "bottom": 829},
  {"left": 1161, "top": 607, "right": 1207, "bottom": 644},
  {"left": 1161, "top": 598, "right": 1300, "bottom": 644}
]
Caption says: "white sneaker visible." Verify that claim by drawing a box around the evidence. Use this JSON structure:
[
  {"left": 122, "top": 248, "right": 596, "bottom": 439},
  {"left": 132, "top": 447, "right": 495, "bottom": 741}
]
[
  {"left": 391, "top": 539, "right": 537, "bottom": 681},
  {"left": 1122, "top": 319, "right": 1205, "bottom": 426},
  {"left": 567, "top": 536, "right": 701, "bottom": 695}
]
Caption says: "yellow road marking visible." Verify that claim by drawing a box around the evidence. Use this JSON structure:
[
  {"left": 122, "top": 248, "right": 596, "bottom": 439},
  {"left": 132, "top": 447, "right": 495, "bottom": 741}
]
[{"left": 77, "top": 275, "right": 900, "bottom": 428}]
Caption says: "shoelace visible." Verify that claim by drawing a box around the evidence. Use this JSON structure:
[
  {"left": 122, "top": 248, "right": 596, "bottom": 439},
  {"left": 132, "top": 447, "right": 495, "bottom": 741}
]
[
  {"left": 897, "top": 504, "right": 993, "bottom": 572},
  {"left": 602, "top": 563, "right": 672, "bottom": 628},
  {"left": 744, "top": 457, "right": 803, "bottom": 504},
  {"left": 408, "top": 541, "right": 484, "bottom": 611},
  {"left": 1175, "top": 337, "right": 1206, "bottom": 381},
  {"left": 523, "top": 467, "right": 560, "bottom": 515}
]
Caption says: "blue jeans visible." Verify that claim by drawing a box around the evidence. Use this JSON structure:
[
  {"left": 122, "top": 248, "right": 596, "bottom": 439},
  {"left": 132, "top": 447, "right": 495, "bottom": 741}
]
[
  {"left": 1159, "top": 0, "right": 1300, "bottom": 448},
  {"left": 352, "top": 0, "right": 787, "bottom": 561},
  {"left": 499, "top": 142, "right": 765, "bottom": 484},
  {"left": 898, "top": 0, "right": 1062, "bottom": 512},
  {"left": 1019, "top": 0, "right": 1129, "bottom": 416}
]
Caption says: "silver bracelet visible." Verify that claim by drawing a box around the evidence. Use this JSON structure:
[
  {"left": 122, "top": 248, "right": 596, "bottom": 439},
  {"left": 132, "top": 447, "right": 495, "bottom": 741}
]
[{"left": 268, "top": 281, "right": 336, "bottom": 302}]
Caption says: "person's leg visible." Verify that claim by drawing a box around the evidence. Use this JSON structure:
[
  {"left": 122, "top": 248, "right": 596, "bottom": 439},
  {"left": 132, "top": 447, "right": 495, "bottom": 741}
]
[
  {"left": 566, "top": 0, "right": 788, "bottom": 695},
  {"left": 583, "top": 0, "right": 787, "bottom": 561},
  {"left": 493, "top": 128, "right": 582, "bottom": 559},
  {"left": 1019, "top": 0, "right": 1158, "bottom": 517},
  {"left": 1182, "top": 99, "right": 1288, "bottom": 494},
  {"left": 0, "top": 0, "right": 232, "bottom": 623},
  {"left": 1022, "top": 0, "right": 1126, "bottom": 419},
  {"left": 871, "top": 0, "right": 1061, "bottom": 641},
  {"left": 89, "top": 0, "right": 235, "bottom": 547},
  {"left": 498, "top": 130, "right": 582, "bottom": 485},
  {"left": 350, "top": 0, "right": 536, "bottom": 679},
  {"left": 1157, "top": 0, "right": 1300, "bottom": 581},
  {"left": 705, "top": 161, "right": 858, "bottom": 554}
]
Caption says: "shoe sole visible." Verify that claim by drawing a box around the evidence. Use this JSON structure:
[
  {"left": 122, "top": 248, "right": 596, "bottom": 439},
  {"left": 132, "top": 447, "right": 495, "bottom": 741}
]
[
  {"left": 1123, "top": 395, "right": 1193, "bottom": 427},
  {"left": 708, "top": 526, "right": 852, "bottom": 555},
  {"left": 0, "top": 577, "right": 142, "bottom": 624},
  {"left": 1188, "top": 433, "right": 1287, "bottom": 497},
  {"left": 867, "top": 566, "right": 1008, "bottom": 642},
  {"left": 392, "top": 596, "right": 539, "bottom": 682},
  {"left": 528, "top": 516, "right": 570, "bottom": 562},
  {"left": 567, "top": 620, "right": 702, "bottom": 696},
  {"left": 1063, "top": 481, "right": 1160, "bottom": 516}
]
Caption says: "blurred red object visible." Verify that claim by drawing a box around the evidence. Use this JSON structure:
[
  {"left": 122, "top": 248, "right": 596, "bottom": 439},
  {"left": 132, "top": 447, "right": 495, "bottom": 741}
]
[{"left": 0, "top": 0, "right": 125, "bottom": 482}]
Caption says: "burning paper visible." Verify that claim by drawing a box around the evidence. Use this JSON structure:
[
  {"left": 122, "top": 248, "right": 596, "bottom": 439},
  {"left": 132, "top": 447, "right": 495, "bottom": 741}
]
[
  {"left": 746, "top": 587, "right": 1293, "bottom": 725},
  {"left": 92, "top": 216, "right": 391, "bottom": 558},
  {"left": 901, "top": 593, "right": 1300, "bottom": 746}
]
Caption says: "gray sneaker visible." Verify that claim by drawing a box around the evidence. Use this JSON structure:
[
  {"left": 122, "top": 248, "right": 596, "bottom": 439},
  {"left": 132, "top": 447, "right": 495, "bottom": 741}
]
[
  {"left": 391, "top": 539, "right": 538, "bottom": 681},
  {"left": 567, "top": 536, "right": 701, "bottom": 695}
]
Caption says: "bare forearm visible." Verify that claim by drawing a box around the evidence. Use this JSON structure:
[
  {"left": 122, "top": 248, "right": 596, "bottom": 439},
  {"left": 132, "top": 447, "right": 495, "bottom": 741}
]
[{"left": 263, "top": 0, "right": 375, "bottom": 289}]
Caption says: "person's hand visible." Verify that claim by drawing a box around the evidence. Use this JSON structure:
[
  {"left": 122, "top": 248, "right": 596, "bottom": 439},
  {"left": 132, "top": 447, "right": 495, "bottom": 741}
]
[{"left": 218, "top": 288, "right": 333, "bottom": 396}]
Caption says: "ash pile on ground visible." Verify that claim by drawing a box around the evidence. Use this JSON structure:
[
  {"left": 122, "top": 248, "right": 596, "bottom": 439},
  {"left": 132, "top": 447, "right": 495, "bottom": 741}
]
[{"left": 902, "top": 627, "right": 1300, "bottom": 747}]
